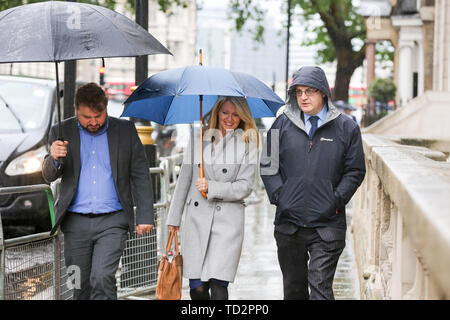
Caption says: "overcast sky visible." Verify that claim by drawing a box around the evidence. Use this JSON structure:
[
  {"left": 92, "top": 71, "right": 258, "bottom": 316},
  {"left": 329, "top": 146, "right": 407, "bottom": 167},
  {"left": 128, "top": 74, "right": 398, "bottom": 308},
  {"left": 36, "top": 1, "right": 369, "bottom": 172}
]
[{"left": 198, "top": 0, "right": 286, "bottom": 29}]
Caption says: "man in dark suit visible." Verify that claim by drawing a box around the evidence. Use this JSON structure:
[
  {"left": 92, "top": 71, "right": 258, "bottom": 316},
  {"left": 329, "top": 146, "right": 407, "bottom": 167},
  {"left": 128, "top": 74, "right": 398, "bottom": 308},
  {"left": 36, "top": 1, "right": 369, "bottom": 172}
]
[
  {"left": 42, "top": 83, "right": 154, "bottom": 300},
  {"left": 261, "top": 66, "right": 366, "bottom": 299}
]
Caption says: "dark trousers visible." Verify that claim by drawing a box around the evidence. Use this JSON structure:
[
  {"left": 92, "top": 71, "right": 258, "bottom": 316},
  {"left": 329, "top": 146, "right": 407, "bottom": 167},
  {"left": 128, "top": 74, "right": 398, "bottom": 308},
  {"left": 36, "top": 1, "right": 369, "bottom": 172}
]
[
  {"left": 61, "top": 211, "right": 129, "bottom": 300},
  {"left": 274, "top": 227, "right": 345, "bottom": 300}
]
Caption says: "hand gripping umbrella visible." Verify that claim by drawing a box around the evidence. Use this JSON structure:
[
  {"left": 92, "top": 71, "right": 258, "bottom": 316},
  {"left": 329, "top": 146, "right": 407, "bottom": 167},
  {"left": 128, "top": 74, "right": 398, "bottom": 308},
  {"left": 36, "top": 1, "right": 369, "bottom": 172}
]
[
  {"left": 0, "top": 1, "right": 171, "bottom": 142},
  {"left": 122, "top": 50, "right": 285, "bottom": 198}
]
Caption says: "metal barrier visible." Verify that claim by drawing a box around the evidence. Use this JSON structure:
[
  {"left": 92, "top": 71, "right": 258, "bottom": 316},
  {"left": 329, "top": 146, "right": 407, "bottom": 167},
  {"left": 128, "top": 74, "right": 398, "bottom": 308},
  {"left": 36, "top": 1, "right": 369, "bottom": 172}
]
[
  {"left": 0, "top": 184, "right": 58, "bottom": 300},
  {"left": 116, "top": 166, "right": 170, "bottom": 299}
]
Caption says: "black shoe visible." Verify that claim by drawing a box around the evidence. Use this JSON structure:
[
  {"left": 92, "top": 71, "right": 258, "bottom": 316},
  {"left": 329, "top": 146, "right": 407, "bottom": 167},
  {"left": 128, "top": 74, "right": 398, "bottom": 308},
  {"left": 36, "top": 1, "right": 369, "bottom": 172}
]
[
  {"left": 210, "top": 280, "right": 228, "bottom": 300},
  {"left": 189, "top": 283, "right": 210, "bottom": 300}
]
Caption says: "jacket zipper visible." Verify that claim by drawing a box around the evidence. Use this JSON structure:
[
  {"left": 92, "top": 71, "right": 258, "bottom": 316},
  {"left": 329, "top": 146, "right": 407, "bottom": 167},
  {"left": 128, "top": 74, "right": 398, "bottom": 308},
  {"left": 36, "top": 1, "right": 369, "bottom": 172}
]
[
  {"left": 308, "top": 126, "right": 338, "bottom": 215},
  {"left": 304, "top": 133, "right": 311, "bottom": 225}
]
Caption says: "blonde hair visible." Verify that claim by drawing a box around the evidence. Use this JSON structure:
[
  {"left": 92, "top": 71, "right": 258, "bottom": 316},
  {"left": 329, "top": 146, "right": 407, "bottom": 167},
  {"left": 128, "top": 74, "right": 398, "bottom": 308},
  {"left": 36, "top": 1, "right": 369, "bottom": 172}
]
[{"left": 203, "top": 96, "right": 259, "bottom": 146}]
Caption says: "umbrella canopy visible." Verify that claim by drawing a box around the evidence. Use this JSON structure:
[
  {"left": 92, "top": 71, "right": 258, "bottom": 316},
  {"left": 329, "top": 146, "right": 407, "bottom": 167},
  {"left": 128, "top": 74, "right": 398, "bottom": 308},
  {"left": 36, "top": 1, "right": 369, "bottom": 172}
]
[
  {"left": 0, "top": 1, "right": 171, "bottom": 63},
  {"left": 122, "top": 65, "right": 285, "bottom": 125}
]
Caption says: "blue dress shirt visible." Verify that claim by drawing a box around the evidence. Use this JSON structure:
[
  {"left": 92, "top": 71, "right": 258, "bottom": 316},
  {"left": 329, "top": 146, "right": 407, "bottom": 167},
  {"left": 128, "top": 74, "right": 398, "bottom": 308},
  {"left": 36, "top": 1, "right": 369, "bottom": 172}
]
[
  {"left": 67, "top": 119, "right": 123, "bottom": 214},
  {"left": 304, "top": 104, "right": 328, "bottom": 135}
]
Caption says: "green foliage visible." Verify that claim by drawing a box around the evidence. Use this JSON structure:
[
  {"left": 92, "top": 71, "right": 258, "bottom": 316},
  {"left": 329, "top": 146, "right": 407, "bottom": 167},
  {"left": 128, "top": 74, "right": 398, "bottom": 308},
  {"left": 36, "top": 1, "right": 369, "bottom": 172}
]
[
  {"left": 296, "top": 0, "right": 366, "bottom": 65},
  {"left": 228, "top": 0, "right": 367, "bottom": 64},
  {"left": 375, "top": 40, "right": 395, "bottom": 71},
  {"left": 228, "top": 0, "right": 267, "bottom": 43},
  {"left": 368, "top": 77, "right": 396, "bottom": 103},
  {"left": 227, "top": 0, "right": 374, "bottom": 100}
]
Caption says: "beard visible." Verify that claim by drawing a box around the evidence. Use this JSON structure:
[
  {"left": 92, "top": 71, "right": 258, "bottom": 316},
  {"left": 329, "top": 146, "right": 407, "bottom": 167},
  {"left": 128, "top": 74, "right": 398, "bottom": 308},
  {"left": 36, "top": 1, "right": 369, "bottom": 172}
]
[{"left": 80, "top": 121, "right": 106, "bottom": 134}]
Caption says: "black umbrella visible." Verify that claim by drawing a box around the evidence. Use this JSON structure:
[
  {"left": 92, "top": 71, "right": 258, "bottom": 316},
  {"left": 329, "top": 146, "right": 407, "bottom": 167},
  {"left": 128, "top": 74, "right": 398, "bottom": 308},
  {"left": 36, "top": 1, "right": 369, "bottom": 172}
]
[{"left": 0, "top": 1, "right": 171, "bottom": 140}]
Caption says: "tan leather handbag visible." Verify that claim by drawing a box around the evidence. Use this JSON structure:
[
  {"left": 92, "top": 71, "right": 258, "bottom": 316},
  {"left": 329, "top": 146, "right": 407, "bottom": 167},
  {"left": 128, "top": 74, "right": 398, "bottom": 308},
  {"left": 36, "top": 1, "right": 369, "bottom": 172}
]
[{"left": 156, "top": 229, "right": 183, "bottom": 300}]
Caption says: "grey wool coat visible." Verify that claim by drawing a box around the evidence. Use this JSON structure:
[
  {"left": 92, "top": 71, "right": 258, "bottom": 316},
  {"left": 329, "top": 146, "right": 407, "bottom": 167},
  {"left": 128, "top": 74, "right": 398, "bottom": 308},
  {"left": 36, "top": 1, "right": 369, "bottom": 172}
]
[{"left": 167, "top": 129, "right": 257, "bottom": 283}]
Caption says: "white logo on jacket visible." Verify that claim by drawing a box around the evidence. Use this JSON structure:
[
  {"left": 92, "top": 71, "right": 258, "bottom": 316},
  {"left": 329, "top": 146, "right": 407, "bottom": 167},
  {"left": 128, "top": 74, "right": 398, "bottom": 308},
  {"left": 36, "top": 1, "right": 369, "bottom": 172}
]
[{"left": 320, "top": 137, "right": 334, "bottom": 142}]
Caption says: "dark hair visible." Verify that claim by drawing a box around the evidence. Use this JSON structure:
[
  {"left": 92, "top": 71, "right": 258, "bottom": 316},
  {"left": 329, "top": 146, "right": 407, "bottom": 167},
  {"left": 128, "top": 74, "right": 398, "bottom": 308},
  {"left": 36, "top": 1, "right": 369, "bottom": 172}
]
[{"left": 75, "top": 82, "right": 108, "bottom": 112}]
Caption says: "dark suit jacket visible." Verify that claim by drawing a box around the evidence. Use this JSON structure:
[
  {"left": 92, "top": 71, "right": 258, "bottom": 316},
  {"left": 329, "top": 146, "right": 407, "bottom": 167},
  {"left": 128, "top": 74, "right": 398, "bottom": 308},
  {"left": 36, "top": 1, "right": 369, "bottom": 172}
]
[{"left": 42, "top": 116, "right": 154, "bottom": 235}]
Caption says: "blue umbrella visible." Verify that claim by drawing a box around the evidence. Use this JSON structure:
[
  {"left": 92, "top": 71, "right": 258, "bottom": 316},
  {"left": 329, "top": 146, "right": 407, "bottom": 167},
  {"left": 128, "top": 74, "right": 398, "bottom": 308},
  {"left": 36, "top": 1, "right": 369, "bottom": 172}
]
[
  {"left": 123, "top": 61, "right": 284, "bottom": 199},
  {"left": 122, "top": 65, "right": 285, "bottom": 124}
]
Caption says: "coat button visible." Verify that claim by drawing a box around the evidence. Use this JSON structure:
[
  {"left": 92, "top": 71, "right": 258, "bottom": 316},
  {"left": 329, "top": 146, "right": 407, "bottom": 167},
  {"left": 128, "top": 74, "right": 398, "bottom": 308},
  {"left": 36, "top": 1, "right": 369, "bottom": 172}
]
[
  {"left": 216, "top": 206, "right": 221, "bottom": 211},
  {"left": 194, "top": 201, "right": 199, "bottom": 207},
  {"left": 222, "top": 168, "right": 227, "bottom": 174}
]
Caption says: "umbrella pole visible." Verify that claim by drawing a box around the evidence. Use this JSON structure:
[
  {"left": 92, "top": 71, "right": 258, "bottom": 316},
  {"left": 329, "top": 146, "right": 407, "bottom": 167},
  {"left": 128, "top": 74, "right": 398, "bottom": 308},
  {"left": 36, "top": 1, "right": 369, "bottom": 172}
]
[
  {"left": 55, "top": 62, "right": 63, "bottom": 140},
  {"left": 198, "top": 49, "right": 207, "bottom": 199},
  {"left": 55, "top": 62, "right": 65, "bottom": 165},
  {"left": 199, "top": 94, "right": 207, "bottom": 199}
]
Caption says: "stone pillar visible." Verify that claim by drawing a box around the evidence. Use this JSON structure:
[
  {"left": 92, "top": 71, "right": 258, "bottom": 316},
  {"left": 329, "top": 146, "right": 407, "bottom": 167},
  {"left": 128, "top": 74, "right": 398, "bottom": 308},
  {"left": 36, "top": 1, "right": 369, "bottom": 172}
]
[
  {"left": 398, "top": 41, "right": 414, "bottom": 106},
  {"left": 420, "top": 4, "right": 435, "bottom": 92},
  {"left": 366, "top": 40, "right": 377, "bottom": 122},
  {"left": 391, "top": 15, "right": 423, "bottom": 106},
  {"left": 433, "top": 0, "right": 450, "bottom": 91},
  {"left": 366, "top": 40, "right": 377, "bottom": 87}
]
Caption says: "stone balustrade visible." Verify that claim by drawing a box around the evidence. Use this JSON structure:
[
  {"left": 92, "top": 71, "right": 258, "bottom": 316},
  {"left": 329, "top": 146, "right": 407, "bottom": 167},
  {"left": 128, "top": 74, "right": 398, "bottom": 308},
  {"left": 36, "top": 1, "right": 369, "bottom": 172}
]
[{"left": 352, "top": 133, "right": 450, "bottom": 299}]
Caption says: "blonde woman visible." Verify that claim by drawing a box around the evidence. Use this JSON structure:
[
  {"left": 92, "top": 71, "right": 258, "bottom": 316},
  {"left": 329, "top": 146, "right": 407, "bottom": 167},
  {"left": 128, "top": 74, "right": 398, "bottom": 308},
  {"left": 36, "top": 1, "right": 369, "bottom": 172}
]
[{"left": 167, "top": 96, "right": 259, "bottom": 300}]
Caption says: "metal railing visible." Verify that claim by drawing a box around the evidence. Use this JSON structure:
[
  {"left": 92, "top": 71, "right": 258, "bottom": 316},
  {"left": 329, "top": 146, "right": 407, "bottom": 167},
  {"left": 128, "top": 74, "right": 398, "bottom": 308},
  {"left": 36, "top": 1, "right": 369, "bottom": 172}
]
[{"left": 0, "top": 184, "right": 57, "bottom": 300}]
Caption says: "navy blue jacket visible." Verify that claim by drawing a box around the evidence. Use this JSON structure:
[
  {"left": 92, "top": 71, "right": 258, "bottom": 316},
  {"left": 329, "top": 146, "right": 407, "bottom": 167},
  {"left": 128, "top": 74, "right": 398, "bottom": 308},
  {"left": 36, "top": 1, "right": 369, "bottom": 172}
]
[{"left": 261, "top": 101, "right": 366, "bottom": 231}]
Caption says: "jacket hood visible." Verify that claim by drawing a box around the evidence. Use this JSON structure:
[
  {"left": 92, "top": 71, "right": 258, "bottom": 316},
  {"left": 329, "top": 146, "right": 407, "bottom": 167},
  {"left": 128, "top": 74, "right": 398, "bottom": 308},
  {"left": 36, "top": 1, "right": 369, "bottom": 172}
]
[
  {"left": 289, "top": 66, "right": 332, "bottom": 97},
  {"left": 283, "top": 66, "right": 340, "bottom": 131},
  {"left": 286, "top": 66, "right": 332, "bottom": 108}
]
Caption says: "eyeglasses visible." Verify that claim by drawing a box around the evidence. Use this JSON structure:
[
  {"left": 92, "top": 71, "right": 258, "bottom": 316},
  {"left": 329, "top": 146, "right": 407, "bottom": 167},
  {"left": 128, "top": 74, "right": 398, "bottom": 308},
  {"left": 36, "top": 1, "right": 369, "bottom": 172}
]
[{"left": 295, "top": 88, "right": 319, "bottom": 97}]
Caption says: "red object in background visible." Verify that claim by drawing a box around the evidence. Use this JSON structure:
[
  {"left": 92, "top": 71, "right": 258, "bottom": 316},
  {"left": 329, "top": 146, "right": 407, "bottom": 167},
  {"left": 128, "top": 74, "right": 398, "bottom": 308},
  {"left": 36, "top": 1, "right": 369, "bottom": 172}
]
[{"left": 105, "top": 82, "right": 135, "bottom": 100}]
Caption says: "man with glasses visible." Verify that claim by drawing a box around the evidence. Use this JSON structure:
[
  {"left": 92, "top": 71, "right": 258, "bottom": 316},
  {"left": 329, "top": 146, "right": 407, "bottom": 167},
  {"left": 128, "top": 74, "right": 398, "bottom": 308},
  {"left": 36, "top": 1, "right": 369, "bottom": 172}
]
[{"left": 261, "top": 66, "right": 366, "bottom": 300}]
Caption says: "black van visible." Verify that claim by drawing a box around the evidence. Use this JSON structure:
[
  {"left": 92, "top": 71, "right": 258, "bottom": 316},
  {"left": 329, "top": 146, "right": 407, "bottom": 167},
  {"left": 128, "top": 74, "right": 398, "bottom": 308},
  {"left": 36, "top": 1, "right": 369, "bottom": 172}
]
[{"left": 0, "top": 75, "right": 59, "bottom": 238}]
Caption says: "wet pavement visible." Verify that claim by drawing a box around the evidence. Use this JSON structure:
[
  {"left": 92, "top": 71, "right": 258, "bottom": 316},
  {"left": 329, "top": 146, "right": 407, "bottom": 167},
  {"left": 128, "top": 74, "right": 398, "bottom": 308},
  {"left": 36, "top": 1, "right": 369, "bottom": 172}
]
[{"left": 179, "top": 188, "right": 360, "bottom": 300}]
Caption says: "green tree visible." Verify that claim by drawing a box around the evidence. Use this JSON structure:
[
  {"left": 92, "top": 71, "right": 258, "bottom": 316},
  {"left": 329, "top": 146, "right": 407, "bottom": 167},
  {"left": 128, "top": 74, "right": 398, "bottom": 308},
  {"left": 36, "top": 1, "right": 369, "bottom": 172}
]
[
  {"left": 229, "top": 0, "right": 367, "bottom": 102},
  {"left": 368, "top": 77, "right": 396, "bottom": 104}
]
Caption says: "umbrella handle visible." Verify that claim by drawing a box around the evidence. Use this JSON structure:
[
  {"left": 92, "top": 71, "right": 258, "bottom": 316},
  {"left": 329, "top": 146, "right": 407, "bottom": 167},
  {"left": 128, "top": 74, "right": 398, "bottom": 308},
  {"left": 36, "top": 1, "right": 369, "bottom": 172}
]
[
  {"left": 55, "top": 62, "right": 65, "bottom": 166},
  {"left": 199, "top": 165, "right": 207, "bottom": 199},
  {"left": 199, "top": 92, "right": 207, "bottom": 199}
]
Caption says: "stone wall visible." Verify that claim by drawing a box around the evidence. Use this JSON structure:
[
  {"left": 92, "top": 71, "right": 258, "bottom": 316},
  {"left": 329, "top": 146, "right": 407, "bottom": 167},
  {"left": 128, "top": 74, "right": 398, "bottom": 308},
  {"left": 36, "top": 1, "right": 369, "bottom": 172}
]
[{"left": 352, "top": 133, "right": 450, "bottom": 299}]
